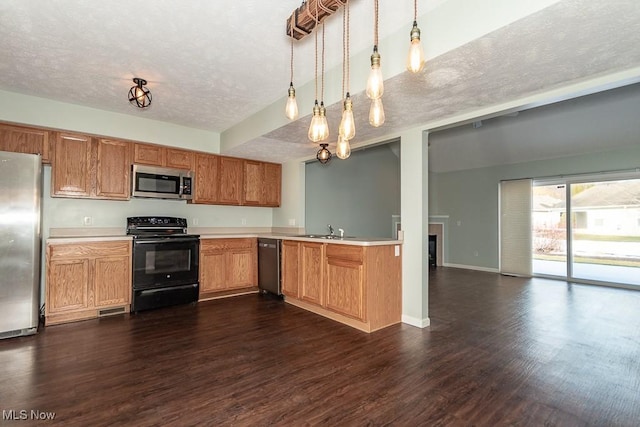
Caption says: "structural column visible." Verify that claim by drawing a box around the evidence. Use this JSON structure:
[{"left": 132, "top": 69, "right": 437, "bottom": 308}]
[{"left": 400, "top": 127, "right": 430, "bottom": 327}]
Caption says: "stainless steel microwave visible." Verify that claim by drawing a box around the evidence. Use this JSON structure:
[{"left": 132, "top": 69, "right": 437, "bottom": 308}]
[{"left": 131, "top": 164, "right": 193, "bottom": 200}]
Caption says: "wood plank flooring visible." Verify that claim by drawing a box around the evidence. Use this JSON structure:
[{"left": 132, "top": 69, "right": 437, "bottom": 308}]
[{"left": 1, "top": 267, "right": 639, "bottom": 426}]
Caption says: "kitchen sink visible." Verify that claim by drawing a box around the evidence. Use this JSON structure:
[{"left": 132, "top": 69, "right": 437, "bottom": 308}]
[{"left": 296, "top": 234, "right": 354, "bottom": 240}]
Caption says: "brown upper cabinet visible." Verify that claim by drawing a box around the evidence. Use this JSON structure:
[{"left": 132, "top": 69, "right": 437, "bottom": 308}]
[
  {"left": 243, "top": 160, "right": 281, "bottom": 207},
  {"left": 133, "top": 142, "right": 193, "bottom": 170},
  {"left": 218, "top": 156, "right": 244, "bottom": 205},
  {"left": 0, "top": 122, "right": 51, "bottom": 163},
  {"left": 191, "top": 152, "right": 219, "bottom": 204},
  {"left": 52, "top": 132, "right": 131, "bottom": 200}
]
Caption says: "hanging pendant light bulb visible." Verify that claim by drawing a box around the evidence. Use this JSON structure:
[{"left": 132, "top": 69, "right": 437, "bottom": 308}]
[
  {"left": 308, "top": 100, "right": 324, "bottom": 142},
  {"left": 285, "top": 83, "right": 299, "bottom": 120},
  {"left": 406, "top": 0, "right": 425, "bottom": 73},
  {"left": 366, "top": 46, "right": 384, "bottom": 99},
  {"left": 369, "top": 97, "right": 385, "bottom": 127},
  {"left": 338, "top": 93, "right": 356, "bottom": 140},
  {"left": 318, "top": 102, "right": 330, "bottom": 141},
  {"left": 336, "top": 134, "right": 351, "bottom": 160}
]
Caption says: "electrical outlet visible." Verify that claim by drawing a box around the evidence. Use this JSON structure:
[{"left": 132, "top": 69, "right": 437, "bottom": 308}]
[
  {"left": 83, "top": 216, "right": 92, "bottom": 226},
  {"left": 474, "top": 251, "right": 479, "bottom": 257},
  {"left": 192, "top": 218, "right": 199, "bottom": 226},
  {"left": 288, "top": 218, "right": 296, "bottom": 226},
  {"left": 241, "top": 218, "right": 247, "bottom": 225},
  {"left": 457, "top": 220, "right": 462, "bottom": 226}
]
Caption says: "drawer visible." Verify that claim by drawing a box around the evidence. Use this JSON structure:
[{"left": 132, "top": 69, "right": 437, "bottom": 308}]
[
  {"left": 325, "top": 244, "right": 363, "bottom": 263},
  {"left": 49, "top": 241, "right": 131, "bottom": 260},
  {"left": 200, "top": 238, "right": 256, "bottom": 251}
]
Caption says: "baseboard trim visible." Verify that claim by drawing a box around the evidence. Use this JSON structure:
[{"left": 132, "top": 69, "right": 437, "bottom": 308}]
[
  {"left": 443, "top": 263, "right": 499, "bottom": 273},
  {"left": 401, "top": 315, "right": 431, "bottom": 328}
]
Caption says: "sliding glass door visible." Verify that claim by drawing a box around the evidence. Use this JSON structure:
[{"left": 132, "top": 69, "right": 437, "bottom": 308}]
[{"left": 532, "top": 176, "right": 640, "bottom": 287}]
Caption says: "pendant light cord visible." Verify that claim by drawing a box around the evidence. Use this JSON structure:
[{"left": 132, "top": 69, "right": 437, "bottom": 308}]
[
  {"left": 414, "top": 0, "right": 418, "bottom": 21},
  {"left": 321, "top": 21, "right": 326, "bottom": 103},
  {"left": 374, "top": 0, "right": 379, "bottom": 47},
  {"left": 289, "top": 27, "right": 294, "bottom": 85},
  {"left": 346, "top": 0, "right": 350, "bottom": 94},
  {"left": 342, "top": 4, "right": 346, "bottom": 101}
]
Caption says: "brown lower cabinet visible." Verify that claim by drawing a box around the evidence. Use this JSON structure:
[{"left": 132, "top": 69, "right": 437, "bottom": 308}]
[
  {"left": 46, "top": 240, "right": 132, "bottom": 325},
  {"left": 281, "top": 240, "right": 402, "bottom": 333},
  {"left": 199, "top": 238, "right": 257, "bottom": 299}
]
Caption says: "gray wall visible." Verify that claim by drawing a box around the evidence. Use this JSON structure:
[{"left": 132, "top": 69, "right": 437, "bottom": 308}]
[
  {"left": 432, "top": 145, "right": 640, "bottom": 269},
  {"left": 305, "top": 142, "right": 400, "bottom": 238}
]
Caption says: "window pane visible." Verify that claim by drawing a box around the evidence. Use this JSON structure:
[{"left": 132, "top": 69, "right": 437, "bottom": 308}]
[
  {"left": 570, "top": 179, "right": 640, "bottom": 286},
  {"left": 532, "top": 184, "right": 567, "bottom": 277}
]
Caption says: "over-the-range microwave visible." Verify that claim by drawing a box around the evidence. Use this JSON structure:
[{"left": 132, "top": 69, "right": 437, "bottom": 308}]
[{"left": 131, "top": 164, "right": 193, "bottom": 200}]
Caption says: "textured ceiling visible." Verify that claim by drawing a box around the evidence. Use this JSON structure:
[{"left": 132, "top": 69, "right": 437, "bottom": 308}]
[
  {"left": 0, "top": 0, "right": 443, "bottom": 133},
  {"left": 1, "top": 1, "right": 639, "bottom": 164},
  {"left": 226, "top": 0, "right": 640, "bottom": 162}
]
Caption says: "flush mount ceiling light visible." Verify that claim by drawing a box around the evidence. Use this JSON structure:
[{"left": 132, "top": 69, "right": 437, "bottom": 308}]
[
  {"left": 128, "top": 78, "right": 152, "bottom": 109},
  {"left": 316, "top": 143, "right": 332, "bottom": 164}
]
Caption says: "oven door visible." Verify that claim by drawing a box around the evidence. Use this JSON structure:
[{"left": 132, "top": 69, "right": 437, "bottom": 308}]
[{"left": 132, "top": 236, "right": 200, "bottom": 290}]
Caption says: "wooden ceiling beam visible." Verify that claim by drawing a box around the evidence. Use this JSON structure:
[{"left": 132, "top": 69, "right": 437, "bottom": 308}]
[{"left": 286, "top": 0, "right": 348, "bottom": 40}]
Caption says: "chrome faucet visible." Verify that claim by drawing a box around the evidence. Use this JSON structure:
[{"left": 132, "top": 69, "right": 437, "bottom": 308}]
[
  {"left": 338, "top": 228, "right": 345, "bottom": 238},
  {"left": 327, "top": 224, "right": 334, "bottom": 236}
]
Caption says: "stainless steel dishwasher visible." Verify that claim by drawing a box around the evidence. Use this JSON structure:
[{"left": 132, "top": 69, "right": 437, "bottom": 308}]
[{"left": 257, "top": 238, "right": 282, "bottom": 295}]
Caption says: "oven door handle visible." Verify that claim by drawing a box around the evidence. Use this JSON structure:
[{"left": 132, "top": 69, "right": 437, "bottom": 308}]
[{"left": 134, "top": 237, "right": 199, "bottom": 244}]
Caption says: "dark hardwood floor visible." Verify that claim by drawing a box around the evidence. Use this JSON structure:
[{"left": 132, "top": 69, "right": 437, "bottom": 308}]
[{"left": 1, "top": 268, "right": 640, "bottom": 426}]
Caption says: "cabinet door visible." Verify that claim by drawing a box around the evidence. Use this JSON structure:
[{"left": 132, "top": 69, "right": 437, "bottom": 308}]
[
  {"left": 227, "top": 249, "right": 256, "bottom": 289},
  {"left": 263, "top": 162, "right": 282, "bottom": 207},
  {"left": 0, "top": 123, "right": 51, "bottom": 163},
  {"left": 200, "top": 250, "right": 227, "bottom": 292},
  {"left": 300, "top": 242, "right": 324, "bottom": 306},
  {"left": 166, "top": 148, "right": 193, "bottom": 170},
  {"left": 133, "top": 143, "right": 165, "bottom": 166},
  {"left": 325, "top": 258, "right": 365, "bottom": 321},
  {"left": 192, "top": 153, "right": 219, "bottom": 204},
  {"left": 52, "top": 132, "right": 93, "bottom": 197},
  {"left": 243, "top": 160, "right": 263, "bottom": 206},
  {"left": 281, "top": 241, "right": 300, "bottom": 297},
  {"left": 95, "top": 138, "right": 131, "bottom": 199},
  {"left": 218, "top": 156, "right": 244, "bottom": 205},
  {"left": 47, "top": 258, "right": 90, "bottom": 313},
  {"left": 94, "top": 256, "right": 131, "bottom": 307}
]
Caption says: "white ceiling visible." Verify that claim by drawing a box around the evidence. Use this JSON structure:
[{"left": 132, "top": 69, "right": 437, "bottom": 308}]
[{"left": 1, "top": 1, "right": 640, "bottom": 163}]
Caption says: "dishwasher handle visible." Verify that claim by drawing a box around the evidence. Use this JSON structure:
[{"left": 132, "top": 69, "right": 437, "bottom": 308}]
[{"left": 259, "top": 242, "right": 278, "bottom": 249}]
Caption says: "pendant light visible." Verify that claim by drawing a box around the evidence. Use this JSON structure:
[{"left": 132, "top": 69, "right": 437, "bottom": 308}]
[
  {"left": 338, "top": 1, "right": 355, "bottom": 144},
  {"left": 128, "top": 78, "right": 152, "bottom": 109},
  {"left": 406, "top": 0, "right": 425, "bottom": 73},
  {"left": 285, "top": 27, "right": 299, "bottom": 120},
  {"left": 336, "top": 134, "right": 351, "bottom": 159},
  {"left": 308, "top": 5, "right": 329, "bottom": 143},
  {"left": 366, "top": 0, "right": 383, "bottom": 100},
  {"left": 369, "top": 97, "right": 385, "bottom": 127}
]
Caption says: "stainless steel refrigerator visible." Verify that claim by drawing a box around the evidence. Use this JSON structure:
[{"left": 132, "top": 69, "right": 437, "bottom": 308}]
[{"left": 0, "top": 151, "right": 41, "bottom": 339}]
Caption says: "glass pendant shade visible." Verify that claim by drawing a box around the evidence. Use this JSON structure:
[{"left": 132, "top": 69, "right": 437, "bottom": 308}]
[
  {"left": 369, "top": 97, "right": 385, "bottom": 127},
  {"left": 285, "top": 83, "right": 299, "bottom": 120},
  {"left": 407, "top": 21, "right": 425, "bottom": 73},
  {"left": 308, "top": 101, "right": 323, "bottom": 142},
  {"left": 338, "top": 95, "right": 356, "bottom": 140},
  {"left": 366, "top": 47, "right": 384, "bottom": 99},
  {"left": 318, "top": 102, "right": 330, "bottom": 141},
  {"left": 336, "top": 134, "right": 351, "bottom": 160}
]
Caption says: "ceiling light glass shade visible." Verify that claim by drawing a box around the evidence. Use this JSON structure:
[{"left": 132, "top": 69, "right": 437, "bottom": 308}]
[
  {"left": 317, "top": 102, "right": 330, "bottom": 141},
  {"left": 308, "top": 101, "right": 324, "bottom": 142},
  {"left": 336, "top": 134, "right": 351, "bottom": 160},
  {"left": 128, "top": 78, "right": 152, "bottom": 108},
  {"left": 338, "top": 94, "right": 356, "bottom": 140},
  {"left": 369, "top": 97, "right": 385, "bottom": 127},
  {"left": 407, "top": 21, "right": 425, "bottom": 73},
  {"left": 316, "top": 143, "right": 332, "bottom": 164},
  {"left": 366, "top": 46, "right": 384, "bottom": 100},
  {"left": 285, "top": 83, "right": 299, "bottom": 120}
]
